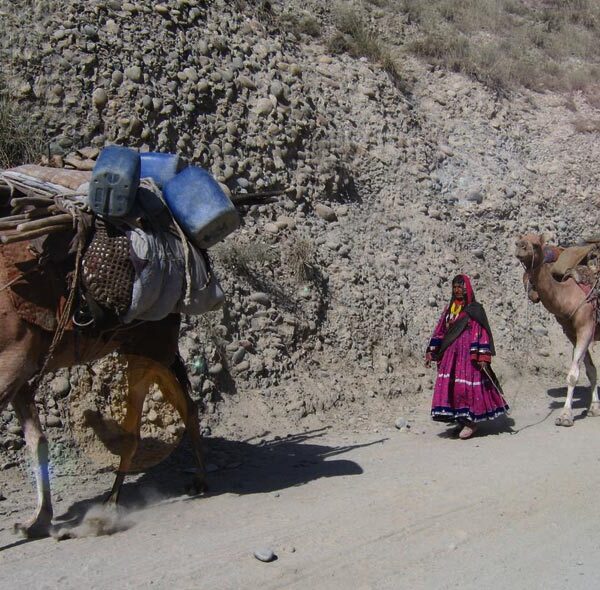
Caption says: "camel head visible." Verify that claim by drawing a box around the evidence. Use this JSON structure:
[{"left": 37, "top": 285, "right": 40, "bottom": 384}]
[{"left": 515, "top": 234, "right": 545, "bottom": 269}]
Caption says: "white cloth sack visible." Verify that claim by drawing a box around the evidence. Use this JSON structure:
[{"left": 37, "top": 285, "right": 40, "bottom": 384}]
[{"left": 124, "top": 227, "right": 224, "bottom": 323}]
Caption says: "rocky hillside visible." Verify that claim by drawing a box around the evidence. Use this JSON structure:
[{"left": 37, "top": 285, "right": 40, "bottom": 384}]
[{"left": 0, "top": 0, "right": 599, "bottom": 464}]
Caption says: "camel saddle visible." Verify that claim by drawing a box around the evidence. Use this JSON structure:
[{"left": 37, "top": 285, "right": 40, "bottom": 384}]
[
  {"left": 550, "top": 244, "right": 599, "bottom": 284},
  {"left": 0, "top": 221, "right": 135, "bottom": 333}
]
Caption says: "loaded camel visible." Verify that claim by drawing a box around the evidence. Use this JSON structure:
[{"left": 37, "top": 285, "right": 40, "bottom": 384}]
[
  {"left": 0, "top": 236, "right": 205, "bottom": 538},
  {"left": 515, "top": 234, "right": 600, "bottom": 426}
]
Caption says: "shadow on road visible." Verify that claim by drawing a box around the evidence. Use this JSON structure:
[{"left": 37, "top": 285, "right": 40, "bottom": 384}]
[{"left": 52, "top": 428, "right": 381, "bottom": 532}]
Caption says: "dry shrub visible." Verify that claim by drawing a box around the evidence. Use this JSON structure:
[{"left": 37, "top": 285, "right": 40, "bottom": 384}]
[
  {"left": 285, "top": 238, "right": 316, "bottom": 283},
  {"left": 280, "top": 10, "right": 322, "bottom": 37},
  {"left": 572, "top": 117, "right": 600, "bottom": 133},
  {"left": 563, "top": 94, "right": 578, "bottom": 112},
  {"left": 214, "top": 241, "right": 278, "bottom": 276},
  {"left": 327, "top": 30, "right": 353, "bottom": 55},
  {"left": 583, "top": 85, "right": 600, "bottom": 109}
]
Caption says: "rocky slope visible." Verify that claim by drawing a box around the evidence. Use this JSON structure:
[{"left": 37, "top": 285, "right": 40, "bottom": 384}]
[{"left": 0, "top": 0, "right": 599, "bottom": 471}]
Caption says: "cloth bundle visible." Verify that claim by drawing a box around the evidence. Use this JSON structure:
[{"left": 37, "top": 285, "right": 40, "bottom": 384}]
[{"left": 124, "top": 226, "right": 224, "bottom": 323}]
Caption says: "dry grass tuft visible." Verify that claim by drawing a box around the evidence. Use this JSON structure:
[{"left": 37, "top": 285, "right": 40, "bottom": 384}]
[
  {"left": 0, "top": 81, "right": 44, "bottom": 168},
  {"left": 331, "top": 3, "right": 405, "bottom": 89},
  {"left": 284, "top": 238, "right": 316, "bottom": 283},
  {"left": 572, "top": 117, "right": 600, "bottom": 133}
]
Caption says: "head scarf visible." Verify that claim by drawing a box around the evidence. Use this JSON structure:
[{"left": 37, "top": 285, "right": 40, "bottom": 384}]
[
  {"left": 450, "top": 274, "right": 475, "bottom": 305},
  {"left": 449, "top": 273, "right": 495, "bottom": 355}
]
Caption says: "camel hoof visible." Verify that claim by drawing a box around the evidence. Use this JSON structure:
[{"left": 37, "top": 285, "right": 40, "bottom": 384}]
[
  {"left": 587, "top": 403, "right": 600, "bottom": 417},
  {"left": 555, "top": 414, "right": 574, "bottom": 427},
  {"left": 185, "top": 474, "right": 207, "bottom": 496},
  {"left": 13, "top": 518, "right": 52, "bottom": 539}
]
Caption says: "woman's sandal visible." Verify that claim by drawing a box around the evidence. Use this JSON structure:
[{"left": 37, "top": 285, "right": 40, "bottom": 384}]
[{"left": 458, "top": 423, "right": 477, "bottom": 439}]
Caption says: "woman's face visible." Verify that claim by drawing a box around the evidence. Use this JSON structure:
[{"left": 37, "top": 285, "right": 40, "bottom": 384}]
[{"left": 452, "top": 282, "right": 465, "bottom": 300}]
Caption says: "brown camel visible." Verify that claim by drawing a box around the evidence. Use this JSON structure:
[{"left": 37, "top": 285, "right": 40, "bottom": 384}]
[
  {"left": 0, "top": 240, "right": 205, "bottom": 538},
  {"left": 515, "top": 234, "right": 600, "bottom": 426}
]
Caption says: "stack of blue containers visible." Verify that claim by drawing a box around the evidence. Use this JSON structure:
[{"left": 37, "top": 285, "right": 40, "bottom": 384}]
[{"left": 88, "top": 147, "right": 240, "bottom": 249}]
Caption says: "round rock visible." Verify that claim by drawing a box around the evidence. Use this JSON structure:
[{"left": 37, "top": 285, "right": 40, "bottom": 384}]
[
  {"left": 394, "top": 417, "right": 408, "bottom": 430},
  {"left": 49, "top": 376, "right": 71, "bottom": 398},
  {"left": 125, "top": 65, "right": 142, "bottom": 82},
  {"left": 253, "top": 548, "right": 276, "bottom": 563},
  {"left": 315, "top": 203, "right": 337, "bottom": 222},
  {"left": 92, "top": 88, "right": 108, "bottom": 109}
]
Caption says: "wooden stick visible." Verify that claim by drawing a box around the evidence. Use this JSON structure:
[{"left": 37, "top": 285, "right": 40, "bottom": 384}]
[
  {"left": 0, "top": 206, "right": 60, "bottom": 229},
  {"left": 0, "top": 213, "right": 31, "bottom": 228},
  {"left": 1, "top": 224, "right": 70, "bottom": 244},
  {"left": 16, "top": 213, "right": 73, "bottom": 232},
  {"left": 231, "top": 187, "right": 294, "bottom": 202},
  {"left": 231, "top": 195, "right": 278, "bottom": 207},
  {"left": 10, "top": 196, "right": 56, "bottom": 208}
]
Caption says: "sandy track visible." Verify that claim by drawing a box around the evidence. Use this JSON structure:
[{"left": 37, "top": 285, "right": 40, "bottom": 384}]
[{"left": 1, "top": 385, "right": 600, "bottom": 590}]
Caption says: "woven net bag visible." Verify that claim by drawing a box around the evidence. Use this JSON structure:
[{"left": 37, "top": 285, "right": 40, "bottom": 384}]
[{"left": 81, "top": 220, "right": 134, "bottom": 316}]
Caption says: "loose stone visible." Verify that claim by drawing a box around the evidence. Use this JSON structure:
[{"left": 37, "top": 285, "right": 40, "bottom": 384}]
[{"left": 253, "top": 548, "right": 276, "bottom": 563}]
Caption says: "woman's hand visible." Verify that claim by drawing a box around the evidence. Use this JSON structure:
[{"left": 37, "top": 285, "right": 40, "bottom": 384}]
[
  {"left": 477, "top": 361, "right": 488, "bottom": 369},
  {"left": 425, "top": 352, "right": 433, "bottom": 368}
]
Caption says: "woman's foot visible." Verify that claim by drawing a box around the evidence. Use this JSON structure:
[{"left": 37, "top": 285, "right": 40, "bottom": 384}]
[
  {"left": 451, "top": 423, "right": 464, "bottom": 437},
  {"left": 458, "top": 422, "right": 477, "bottom": 439}
]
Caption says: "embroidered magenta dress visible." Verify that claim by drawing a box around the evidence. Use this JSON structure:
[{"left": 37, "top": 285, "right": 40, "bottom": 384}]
[{"left": 426, "top": 276, "right": 508, "bottom": 423}]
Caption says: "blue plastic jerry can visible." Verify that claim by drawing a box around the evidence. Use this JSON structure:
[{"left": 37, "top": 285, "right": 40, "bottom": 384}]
[
  {"left": 140, "top": 151, "right": 186, "bottom": 188},
  {"left": 89, "top": 146, "right": 140, "bottom": 218},
  {"left": 163, "top": 166, "right": 240, "bottom": 249}
]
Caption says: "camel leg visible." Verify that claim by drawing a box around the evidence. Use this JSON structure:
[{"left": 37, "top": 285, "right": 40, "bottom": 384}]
[
  {"left": 0, "top": 307, "right": 49, "bottom": 537},
  {"left": 152, "top": 358, "right": 206, "bottom": 494},
  {"left": 556, "top": 331, "right": 594, "bottom": 427},
  {"left": 583, "top": 351, "right": 600, "bottom": 416},
  {"left": 12, "top": 385, "right": 53, "bottom": 538},
  {"left": 105, "top": 360, "right": 149, "bottom": 505}
]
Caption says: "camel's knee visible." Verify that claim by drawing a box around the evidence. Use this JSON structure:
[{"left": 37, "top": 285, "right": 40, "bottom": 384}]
[
  {"left": 567, "top": 371, "right": 579, "bottom": 388},
  {"left": 21, "top": 419, "right": 47, "bottom": 449}
]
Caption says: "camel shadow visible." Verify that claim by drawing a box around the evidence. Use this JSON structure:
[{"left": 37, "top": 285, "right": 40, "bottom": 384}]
[
  {"left": 53, "top": 428, "right": 376, "bottom": 532},
  {"left": 437, "top": 414, "right": 516, "bottom": 439},
  {"left": 547, "top": 386, "right": 591, "bottom": 421}
]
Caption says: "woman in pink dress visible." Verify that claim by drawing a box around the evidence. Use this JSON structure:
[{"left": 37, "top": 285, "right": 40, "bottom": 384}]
[{"left": 425, "top": 274, "right": 508, "bottom": 439}]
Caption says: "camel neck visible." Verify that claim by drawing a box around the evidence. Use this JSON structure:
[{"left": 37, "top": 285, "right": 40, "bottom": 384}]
[{"left": 530, "top": 262, "right": 574, "bottom": 317}]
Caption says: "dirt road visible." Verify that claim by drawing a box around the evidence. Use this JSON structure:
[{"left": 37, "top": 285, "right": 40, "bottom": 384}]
[{"left": 1, "top": 384, "right": 599, "bottom": 590}]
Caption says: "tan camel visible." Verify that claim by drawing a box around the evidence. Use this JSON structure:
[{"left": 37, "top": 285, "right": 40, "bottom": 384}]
[
  {"left": 0, "top": 241, "right": 205, "bottom": 538},
  {"left": 515, "top": 234, "right": 600, "bottom": 426}
]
